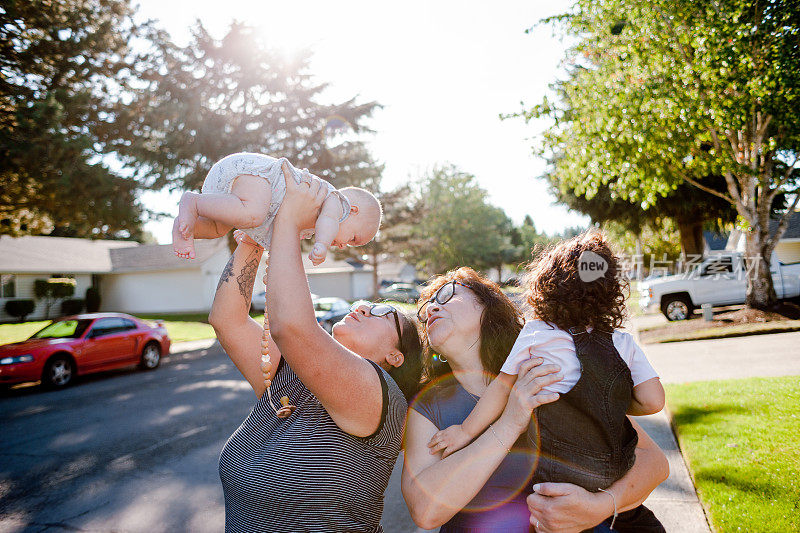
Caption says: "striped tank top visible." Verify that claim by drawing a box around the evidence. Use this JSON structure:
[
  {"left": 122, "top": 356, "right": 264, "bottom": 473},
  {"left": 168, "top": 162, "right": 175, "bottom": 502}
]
[{"left": 219, "top": 357, "right": 407, "bottom": 532}]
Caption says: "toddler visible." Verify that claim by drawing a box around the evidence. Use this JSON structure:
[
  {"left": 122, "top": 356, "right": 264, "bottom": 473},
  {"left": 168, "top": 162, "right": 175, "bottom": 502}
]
[
  {"left": 429, "top": 231, "right": 665, "bottom": 530},
  {"left": 172, "top": 152, "right": 381, "bottom": 264}
]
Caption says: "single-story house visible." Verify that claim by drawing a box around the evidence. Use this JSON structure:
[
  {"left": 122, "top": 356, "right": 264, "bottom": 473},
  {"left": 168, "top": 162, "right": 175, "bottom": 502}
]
[
  {"left": 0, "top": 235, "right": 375, "bottom": 322},
  {"left": 725, "top": 210, "right": 800, "bottom": 263}
]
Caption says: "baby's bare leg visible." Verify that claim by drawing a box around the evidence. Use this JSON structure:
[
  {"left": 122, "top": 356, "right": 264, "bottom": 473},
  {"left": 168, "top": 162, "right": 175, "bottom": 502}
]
[
  {"left": 193, "top": 215, "right": 233, "bottom": 239},
  {"left": 173, "top": 175, "right": 271, "bottom": 259},
  {"left": 173, "top": 192, "right": 201, "bottom": 259},
  {"left": 196, "top": 174, "right": 272, "bottom": 229}
]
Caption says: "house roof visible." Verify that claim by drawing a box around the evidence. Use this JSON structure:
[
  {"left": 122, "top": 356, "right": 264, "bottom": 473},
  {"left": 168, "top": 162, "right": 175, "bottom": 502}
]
[
  {"left": 769, "top": 210, "right": 800, "bottom": 239},
  {"left": 109, "top": 238, "right": 228, "bottom": 272},
  {"left": 0, "top": 235, "right": 137, "bottom": 274},
  {"left": 1, "top": 235, "right": 372, "bottom": 275}
]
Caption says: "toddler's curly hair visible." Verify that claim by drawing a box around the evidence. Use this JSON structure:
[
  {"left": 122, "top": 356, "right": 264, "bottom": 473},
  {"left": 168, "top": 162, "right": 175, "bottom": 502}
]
[{"left": 523, "top": 230, "right": 629, "bottom": 332}]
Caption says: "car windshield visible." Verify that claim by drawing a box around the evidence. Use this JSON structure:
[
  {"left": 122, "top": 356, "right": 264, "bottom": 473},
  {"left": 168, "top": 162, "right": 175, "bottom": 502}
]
[{"left": 30, "top": 319, "right": 94, "bottom": 339}]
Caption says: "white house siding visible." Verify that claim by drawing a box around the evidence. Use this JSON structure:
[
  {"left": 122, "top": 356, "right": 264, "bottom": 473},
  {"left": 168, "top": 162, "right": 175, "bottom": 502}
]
[
  {"left": 775, "top": 240, "right": 800, "bottom": 264},
  {"left": 0, "top": 273, "right": 92, "bottom": 322},
  {"left": 308, "top": 272, "right": 352, "bottom": 300},
  {"left": 351, "top": 271, "right": 375, "bottom": 300},
  {"left": 100, "top": 269, "right": 209, "bottom": 314}
]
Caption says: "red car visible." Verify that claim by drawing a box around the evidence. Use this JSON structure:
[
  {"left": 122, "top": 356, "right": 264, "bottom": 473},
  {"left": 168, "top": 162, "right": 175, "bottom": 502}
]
[{"left": 0, "top": 313, "right": 171, "bottom": 390}]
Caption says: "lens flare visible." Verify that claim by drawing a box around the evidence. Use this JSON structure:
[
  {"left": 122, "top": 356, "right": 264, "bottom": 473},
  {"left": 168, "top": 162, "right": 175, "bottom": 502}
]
[{"left": 410, "top": 373, "right": 540, "bottom": 512}]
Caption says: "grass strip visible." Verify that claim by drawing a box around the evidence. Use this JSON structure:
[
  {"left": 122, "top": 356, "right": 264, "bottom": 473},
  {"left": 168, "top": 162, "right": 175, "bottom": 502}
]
[
  {"left": 666, "top": 376, "right": 800, "bottom": 532},
  {"left": 648, "top": 320, "right": 800, "bottom": 343}
]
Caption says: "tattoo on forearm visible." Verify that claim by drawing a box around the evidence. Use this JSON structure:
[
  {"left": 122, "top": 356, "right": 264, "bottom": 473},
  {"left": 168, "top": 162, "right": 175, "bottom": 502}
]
[
  {"left": 236, "top": 248, "right": 260, "bottom": 305},
  {"left": 217, "top": 255, "right": 235, "bottom": 292}
]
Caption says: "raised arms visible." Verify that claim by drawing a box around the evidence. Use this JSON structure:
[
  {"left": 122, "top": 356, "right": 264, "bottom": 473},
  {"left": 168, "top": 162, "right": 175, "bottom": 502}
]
[{"left": 207, "top": 236, "right": 281, "bottom": 398}]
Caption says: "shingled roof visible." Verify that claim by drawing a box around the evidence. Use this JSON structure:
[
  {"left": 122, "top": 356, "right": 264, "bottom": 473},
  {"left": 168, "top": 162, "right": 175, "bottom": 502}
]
[
  {"left": 769, "top": 211, "right": 800, "bottom": 239},
  {"left": 0, "top": 235, "right": 371, "bottom": 275},
  {"left": 0, "top": 235, "right": 137, "bottom": 274},
  {"left": 109, "top": 238, "right": 228, "bottom": 272}
]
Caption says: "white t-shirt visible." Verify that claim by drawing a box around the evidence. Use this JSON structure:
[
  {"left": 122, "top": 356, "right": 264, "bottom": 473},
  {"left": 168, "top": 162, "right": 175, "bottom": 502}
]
[{"left": 500, "top": 320, "right": 659, "bottom": 394}]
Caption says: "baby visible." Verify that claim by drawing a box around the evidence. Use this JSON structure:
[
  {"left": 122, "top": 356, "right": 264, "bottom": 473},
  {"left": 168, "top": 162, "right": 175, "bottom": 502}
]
[
  {"left": 172, "top": 153, "right": 381, "bottom": 264},
  {"left": 427, "top": 231, "right": 665, "bottom": 529}
]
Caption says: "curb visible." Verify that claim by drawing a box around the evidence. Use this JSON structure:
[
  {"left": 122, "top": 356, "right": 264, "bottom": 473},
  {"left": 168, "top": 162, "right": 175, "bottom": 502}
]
[{"left": 169, "top": 338, "right": 218, "bottom": 355}]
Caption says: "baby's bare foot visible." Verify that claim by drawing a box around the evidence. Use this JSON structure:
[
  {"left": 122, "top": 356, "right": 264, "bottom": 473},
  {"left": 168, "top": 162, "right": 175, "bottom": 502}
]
[{"left": 173, "top": 192, "right": 198, "bottom": 259}]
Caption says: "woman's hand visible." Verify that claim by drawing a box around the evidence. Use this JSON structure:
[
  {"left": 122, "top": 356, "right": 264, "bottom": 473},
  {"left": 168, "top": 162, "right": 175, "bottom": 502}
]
[
  {"left": 276, "top": 161, "right": 328, "bottom": 231},
  {"left": 496, "top": 353, "right": 562, "bottom": 436},
  {"left": 527, "top": 483, "right": 614, "bottom": 533}
]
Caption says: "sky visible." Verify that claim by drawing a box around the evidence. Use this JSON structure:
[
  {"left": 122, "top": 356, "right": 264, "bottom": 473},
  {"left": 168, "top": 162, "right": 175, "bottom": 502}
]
[{"left": 133, "top": 0, "right": 590, "bottom": 244}]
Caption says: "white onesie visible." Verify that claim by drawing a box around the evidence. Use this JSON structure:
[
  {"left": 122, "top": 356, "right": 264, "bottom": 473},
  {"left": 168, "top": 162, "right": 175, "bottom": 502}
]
[
  {"left": 500, "top": 319, "right": 658, "bottom": 394},
  {"left": 201, "top": 152, "right": 351, "bottom": 248}
]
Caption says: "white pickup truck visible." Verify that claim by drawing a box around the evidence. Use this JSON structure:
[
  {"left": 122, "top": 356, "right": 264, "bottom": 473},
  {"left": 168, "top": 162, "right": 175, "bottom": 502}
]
[{"left": 639, "top": 252, "right": 800, "bottom": 320}]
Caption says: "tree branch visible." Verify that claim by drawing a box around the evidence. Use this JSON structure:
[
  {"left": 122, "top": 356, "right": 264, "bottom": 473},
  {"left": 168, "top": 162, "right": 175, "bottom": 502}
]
[{"left": 765, "top": 190, "right": 800, "bottom": 252}]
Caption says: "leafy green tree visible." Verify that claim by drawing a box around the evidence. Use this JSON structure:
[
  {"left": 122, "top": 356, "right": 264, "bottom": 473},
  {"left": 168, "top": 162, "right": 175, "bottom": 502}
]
[
  {"left": 550, "top": 171, "right": 736, "bottom": 257},
  {"left": 0, "top": 0, "right": 145, "bottom": 239},
  {"left": 519, "top": 0, "right": 800, "bottom": 309},
  {"left": 409, "top": 165, "right": 516, "bottom": 276},
  {"left": 107, "top": 21, "right": 382, "bottom": 194},
  {"left": 511, "top": 215, "right": 553, "bottom": 265},
  {"left": 334, "top": 183, "right": 421, "bottom": 298}
]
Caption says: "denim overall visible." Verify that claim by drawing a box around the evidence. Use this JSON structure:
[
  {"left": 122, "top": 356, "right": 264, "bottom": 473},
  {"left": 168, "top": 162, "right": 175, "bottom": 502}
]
[{"left": 529, "top": 328, "right": 664, "bottom": 532}]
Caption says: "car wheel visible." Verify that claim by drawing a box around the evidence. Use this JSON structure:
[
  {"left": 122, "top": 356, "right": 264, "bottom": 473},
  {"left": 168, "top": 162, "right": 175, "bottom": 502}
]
[
  {"left": 42, "top": 355, "right": 75, "bottom": 389},
  {"left": 139, "top": 342, "right": 161, "bottom": 370},
  {"left": 662, "top": 296, "right": 693, "bottom": 321}
]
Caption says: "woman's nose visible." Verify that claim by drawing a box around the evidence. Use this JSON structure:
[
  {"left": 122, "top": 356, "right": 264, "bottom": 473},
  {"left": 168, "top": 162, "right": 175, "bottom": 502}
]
[{"left": 353, "top": 305, "right": 370, "bottom": 316}]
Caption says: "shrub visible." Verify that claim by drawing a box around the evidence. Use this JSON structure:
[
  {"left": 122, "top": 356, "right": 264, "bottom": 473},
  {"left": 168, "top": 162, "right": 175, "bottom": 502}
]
[
  {"left": 85, "top": 287, "right": 101, "bottom": 312},
  {"left": 5, "top": 299, "right": 35, "bottom": 322},
  {"left": 60, "top": 298, "right": 85, "bottom": 316}
]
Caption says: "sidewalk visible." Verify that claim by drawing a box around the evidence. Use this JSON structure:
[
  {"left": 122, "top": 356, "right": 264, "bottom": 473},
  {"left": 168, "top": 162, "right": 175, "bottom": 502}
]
[
  {"left": 628, "top": 316, "right": 712, "bottom": 533},
  {"left": 169, "top": 338, "right": 218, "bottom": 355}
]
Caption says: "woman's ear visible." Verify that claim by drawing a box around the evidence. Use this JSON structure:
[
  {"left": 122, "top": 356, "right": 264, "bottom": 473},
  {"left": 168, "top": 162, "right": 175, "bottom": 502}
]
[
  {"left": 350, "top": 204, "right": 359, "bottom": 215},
  {"left": 387, "top": 350, "right": 404, "bottom": 369}
]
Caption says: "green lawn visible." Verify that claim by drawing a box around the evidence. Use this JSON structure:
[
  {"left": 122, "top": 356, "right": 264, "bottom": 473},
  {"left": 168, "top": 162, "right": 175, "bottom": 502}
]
[
  {"left": 0, "top": 314, "right": 219, "bottom": 345},
  {"left": 1, "top": 302, "right": 418, "bottom": 347},
  {"left": 666, "top": 376, "right": 800, "bottom": 532}
]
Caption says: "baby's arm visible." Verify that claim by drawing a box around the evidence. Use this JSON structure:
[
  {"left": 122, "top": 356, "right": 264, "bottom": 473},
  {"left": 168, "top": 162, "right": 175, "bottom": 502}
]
[
  {"left": 628, "top": 377, "right": 665, "bottom": 416},
  {"left": 428, "top": 372, "right": 516, "bottom": 458},
  {"left": 308, "top": 196, "right": 342, "bottom": 265}
]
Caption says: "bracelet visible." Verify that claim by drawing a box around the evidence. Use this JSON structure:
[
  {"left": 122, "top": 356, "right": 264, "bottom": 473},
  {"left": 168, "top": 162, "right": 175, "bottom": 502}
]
[
  {"left": 597, "top": 488, "right": 618, "bottom": 530},
  {"left": 489, "top": 424, "right": 510, "bottom": 453}
]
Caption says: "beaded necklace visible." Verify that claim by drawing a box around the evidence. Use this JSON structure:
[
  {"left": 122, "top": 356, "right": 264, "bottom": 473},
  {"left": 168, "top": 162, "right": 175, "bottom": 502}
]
[{"left": 260, "top": 256, "right": 296, "bottom": 418}]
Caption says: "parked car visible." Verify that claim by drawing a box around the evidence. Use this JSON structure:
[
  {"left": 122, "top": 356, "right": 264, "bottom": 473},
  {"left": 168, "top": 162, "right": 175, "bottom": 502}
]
[
  {"left": 0, "top": 313, "right": 171, "bottom": 390},
  {"left": 314, "top": 297, "right": 351, "bottom": 333},
  {"left": 252, "top": 290, "right": 318, "bottom": 312},
  {"left": 640, "top": 252, "right": 800, "bottom": 320},
  {"left": 379, "top": 283, "right": 421, "bottom": 303}
]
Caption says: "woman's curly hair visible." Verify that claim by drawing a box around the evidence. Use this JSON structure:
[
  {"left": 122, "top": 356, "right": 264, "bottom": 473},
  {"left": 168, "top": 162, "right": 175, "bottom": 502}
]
[
  {"left": 523, "top": 230, "right": 629, "bottom": 332},
  {"left": 418, "top": 267, "right": 523, "bottom": 387}
]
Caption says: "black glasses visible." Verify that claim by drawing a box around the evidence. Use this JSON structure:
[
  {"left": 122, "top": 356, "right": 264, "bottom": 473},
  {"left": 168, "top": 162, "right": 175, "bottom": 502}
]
[
  {"left": 417, "top": 281, "right": 470, "bottom": 322},
  {"left": 350, "top": 301, "right": 405, "bottom": 353}
]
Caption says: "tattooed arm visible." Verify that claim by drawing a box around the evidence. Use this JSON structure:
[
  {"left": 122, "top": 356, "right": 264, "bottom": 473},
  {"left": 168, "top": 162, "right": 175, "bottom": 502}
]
[{"left": 208, "top": 239, "right": 281, "bottom": 398}]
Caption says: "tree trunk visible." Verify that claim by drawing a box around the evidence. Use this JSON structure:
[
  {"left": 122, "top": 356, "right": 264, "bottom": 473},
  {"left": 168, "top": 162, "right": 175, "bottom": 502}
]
[
  {"left": 744, "top": 232, "right": 778, "bottom": 309},
  {"left": 676, "top": 219, "right": 704, "bottom": 258},
  {"left": 498, "top": 263, "right": 503, "bottom": 283}
]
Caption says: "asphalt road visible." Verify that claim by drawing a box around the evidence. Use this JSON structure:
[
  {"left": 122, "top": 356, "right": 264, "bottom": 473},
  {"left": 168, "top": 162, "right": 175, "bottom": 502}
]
[{"left": 0, "top": 343, "right": 422, "bottom": 533}]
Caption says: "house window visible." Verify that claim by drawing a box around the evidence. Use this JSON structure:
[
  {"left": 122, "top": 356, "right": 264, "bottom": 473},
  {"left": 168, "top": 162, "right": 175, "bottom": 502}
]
[{"left": 1, "top": 274, "right": 15, "bottom": 298}]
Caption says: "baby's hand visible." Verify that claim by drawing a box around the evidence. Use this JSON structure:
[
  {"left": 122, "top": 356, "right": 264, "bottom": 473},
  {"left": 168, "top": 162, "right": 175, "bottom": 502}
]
[
  {"left": 309, "top": 242, "right": 328, "bottom": 266},
  {"left": 233, "top": 230, "right": 264, "bottom": 251},
  {"left": 427, "top": 424, "right": 472, "bottom": 458}
]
